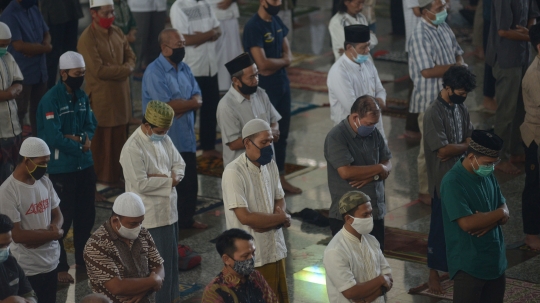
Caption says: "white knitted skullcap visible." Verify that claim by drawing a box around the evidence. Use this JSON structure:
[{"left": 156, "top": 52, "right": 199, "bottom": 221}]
[
  {"left": 242, "top": 119, "right": 272, "bottom": 139},
  {"left": 59, "top": 51, "right": 85, "bottom": 69},
  {"left": 89, "top": 0, "right": 114, "bottom": 8},
  {"left": 19, "top": 137, "right": 50, "bottom": 158},
  {"left": 113, "top": 193, "right": 146, "bottom": 217},
  {"left": 0, "top": 22, "right": 11, "bottom": 40}
]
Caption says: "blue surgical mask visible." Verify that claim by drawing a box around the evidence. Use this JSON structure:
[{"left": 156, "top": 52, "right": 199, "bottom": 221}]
[
  {"left": 0, "top": 246, "right": 10, "bottom": 263},
  {"left": 354, "top": 117, "right": 376, "bottom": 137},
  {"left": 146, "top": 128, "right": 166, "bottom": 142},
  {"left": 430, "top": 9, "right": 448, "bottom": 25},
  {"left": 352, "top": 48, "right": 369, "bottom": 64},
  {"left": 472, "top": 156, "right": 496, "bottom": 177},
  {"left": 249, "top": 139, "right": 274, "bottom": 166},
  {"left": 0, "top": 47, "right": 7, "bottom": 58}
]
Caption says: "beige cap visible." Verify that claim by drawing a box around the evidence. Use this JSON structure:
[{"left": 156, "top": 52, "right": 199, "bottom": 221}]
[
  {"left": 59, "top": 51, "right": 85, "bottom": 69},
  {"left": 89, "top": 0, "right": 114, "bottom": 8},
  {"left": 19, "top": 137, "right": 50, "bottom": 158},
  {"left": 112, "top": 193, "right": 145, "bottom": 217},
  {"left": 0, "top": 22, "right": 11, "bottom": 40},
  {"left": 242, "top": 119, "right": 271, "bottom": 139}
]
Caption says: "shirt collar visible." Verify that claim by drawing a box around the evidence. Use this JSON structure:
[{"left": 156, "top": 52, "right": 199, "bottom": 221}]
[
  {"left": 136, "top": 126, "right": 152, "bottom": 142},
  {"left": 342, "top": 227, "right": 362, "bottom": 244},
  {"left": 421, "top": 17, "right": 438, "bottom": 30},
  {"left": 104, "top": 219, "right": 120, "bottom": 241},
  {"left": 158, "top": 53, "right": 182, "bottom": 73},
  {"left": 91, "top": 22, "right": 111, "bottom": 35},
  {"left": 243, "top": 152, "right": 263, "bottom": 172},
  {"left": 341, "top": 116, "right": 359, "bottom": 139},
  {"left": 437, "top": 93, "right": 455, "bottom": 109},
  {"left": 228, "top": 85, "right": 249, "bottom": 104}
]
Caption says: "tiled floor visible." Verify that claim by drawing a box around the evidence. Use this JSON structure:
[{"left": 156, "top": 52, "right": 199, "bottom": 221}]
[{"left": 55, "top": 0, "right": 539, "bottom": 302}]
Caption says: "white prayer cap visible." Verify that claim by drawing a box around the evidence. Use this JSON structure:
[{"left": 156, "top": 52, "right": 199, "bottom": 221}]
[
  {"left": 113, "top": 193, "right": 145, "bottom": 217},
  {"left": 19, "top": 137, "right": 50, "bottom": 158},
  {"left": 0, "top": 22, "right": 11, "bottom": 40},
  {"left": 242, "top": 119, "right": 271, "bottom": 139},
  {"left": 59, "top": 51, "right": 85, "bottom": 70},
  {"left": 89, "top": 0, "right": 113, "bottom": 8}
]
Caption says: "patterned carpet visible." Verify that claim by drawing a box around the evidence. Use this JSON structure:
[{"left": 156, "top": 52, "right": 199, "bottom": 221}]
[
  {"left": 287, "top": 67, "right": 328, "bottom": 93},
  {"left": 196, "top": 156, "right": 309, "bottom": 178},
  {"left": 383, "top": 227, "right": 428, "bottom": 264}
]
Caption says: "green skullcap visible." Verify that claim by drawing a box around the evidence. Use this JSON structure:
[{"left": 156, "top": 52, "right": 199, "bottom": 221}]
[
  {"left": 144, "top": 101, "right": 174, "bottom": 128},
  {"left": 338, "top": 191, "right": 371, "bottom": 215}
]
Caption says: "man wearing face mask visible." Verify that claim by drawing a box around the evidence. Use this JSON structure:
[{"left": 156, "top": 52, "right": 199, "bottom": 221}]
[
  {"left": 324, "top": 191, "right": 393, "bottom": 303},
  {"left": 0, "top": 214, "right": 38, "bottom": 303},
  {"left": 84, "top": 192, "right": 165, "bottom": 303},
  {"left": 222, "top": 119, "right": 291, "bottom": 302},
  {"left": 0, "top": 137, "right": 64, "bottom": 303},
  {"left": 441, "top": 130, "right": 508, "bottom": 302},
  {"left": 36, "top": 51, "right": 97, "bottom": 285},
  {"left": 77, "top": 0, "right": 136, "bottom": 188},
  {"left": 324, "top": 95, "right": 392, "bottom": 246},
  {"left": 217, "top": 52, "right": 281, "bottom": 167},
  {"left": 328, "top": 25, "right": 386, "bottom": 142},
  {"left": 422, "top": 66, "right": 475, "bottom": 294},
  {"left": 120, "top": 101, "right": 185, "bottom": 303},
  {"left": 202, "top": 228, "right": 278, "bottom": 302},
  {"left": 408, "top": 0, "right": 465, "bottom": 205}
]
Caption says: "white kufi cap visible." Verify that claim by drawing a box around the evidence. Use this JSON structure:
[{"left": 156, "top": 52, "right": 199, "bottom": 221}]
[
  {"left": 0, "top": 22, "right": 11, "bottom": 40},
  {"left": 113, "top": 193, "right": 146, "bottom": 217},
  {"left": 89, "top": 0, "right": 114, "bottom": 8},
  {"left": 242, "top": 119, "right": 272, "bottom": 139},
  {"left": 19, "top": 137, "right": 50, "bottom": 158},
  {"left": 59, "top": 51, "right": 85, "bottom": 69}
]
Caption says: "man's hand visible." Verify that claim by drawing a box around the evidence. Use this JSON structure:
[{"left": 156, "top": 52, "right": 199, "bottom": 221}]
[
  {"left": 48, "top": 224, "right": 64, "bottom": 240},
  {"left": 217, "top": 0, "right": 233, "bottom": 10},
  {"left": 275, "top": 206, "right": 290, "bottom": 225},
  {"left": 8, "top": 84, "right": 22, "bottom": 99},
  {"left": 379, "top": 164, "right": 391, "bottom": 180},
  {"left": 470, "top": 222, "right": 497, "bottom": 237},
  {"left": 147, "top": 173, "right": 168, "bottom": 178},
  {"left": 171, "top": 171, "right": 181, "bottom": 187},
  {"left": 515, "top": 25, "right": 529, "bottom": 35},
  {"left": 375, "top": 98, "right": 386, "bottom": 110},
  {"left": 2, "top": 296, "right": 29, "bottom": 303},
  {"left": 191, "top": 95, "right": 203, "bottom": 110},
  {"left": 150, "top": 271, "right": 163, "bottom": 292},
  {"left": 83, "top": 135, "right": 91, "bottom": 152},
  {"left": 349, "top": 178, "right": 371, "bottom": 189},
  {"left": 436, "top": 151, "right": 453, "bottom": 162},
  {"left": 127, "top": 29, "right": 137, "bottom": 44},
  {"left": 41, "top": 41, "right": 53, "bottom": 53},
  {"left": 282, "top": 51, "right": 292, "bottom": 67},
  {"left": 271, "top": 128, "right": 280, "bottom": 142},
  {"left": 119, "top": 292, "right": 146, "bottom": 303},
  {"left": 498, "top": 207, "right": 510, "bottom": 225},
  {"left": 64, "top": 135, "right": 80, "bottom": 142},
  {"left": 382, "top": 274, "right": 393, "bottom": 291},
  {"left": 338, "top": 48, "right": 345, "bottom": 55},
  {"left": 210, "top": 28, "right": 222, "bottom": 41}
]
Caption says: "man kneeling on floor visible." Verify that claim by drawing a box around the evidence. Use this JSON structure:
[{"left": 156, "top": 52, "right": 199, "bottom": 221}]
[
  {"left": 84, "top": 193, "right": 165, "bottom": 303},
  {"left": 202, "top": 228, "right": 278, "bottom": 302},
  {"left": 324, "top": 191, "right": 393, "bottom": 303}
]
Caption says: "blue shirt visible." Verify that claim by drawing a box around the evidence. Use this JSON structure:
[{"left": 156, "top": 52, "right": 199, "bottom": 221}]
[
  {"left": 243, "top": 13, "right": 289, "bottom": 90},
  {"left": 0, "top": 1, "right": 48, "bottom": 85},
  {"left": 142, "top": 54, "right": 201, "bottom": 153}
]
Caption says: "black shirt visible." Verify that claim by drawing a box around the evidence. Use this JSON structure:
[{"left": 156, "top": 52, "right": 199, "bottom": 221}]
[{"left": 0, "top": 255, "right": 35, "bottom": 300}]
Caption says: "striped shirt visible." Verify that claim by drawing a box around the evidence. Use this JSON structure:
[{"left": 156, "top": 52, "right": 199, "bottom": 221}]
[
  {"left": 0, "top": 52, "right": 23, "bottom": 139},
  {"left": 407, "top": 19, "right": 463, "bottom": 113}
]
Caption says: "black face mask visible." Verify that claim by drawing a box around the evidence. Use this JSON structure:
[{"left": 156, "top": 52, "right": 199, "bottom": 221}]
[
  {"left": 169, "top": 47, "right": 185, "bottom": 65},
  {"left": 64, "top": 75, "right": 84, "bottom": 91},
  {"left": 264, "top": 0, "right": 281, "bottom": 16},
  {"left": 237, "top": 79, "right": 258, "bottom": 95},
  {"left": 448, "top": 89, "right": 467, "bottom": 104},
  {"left": 26, "top": 158, "right": 47, "bottom": 181}
]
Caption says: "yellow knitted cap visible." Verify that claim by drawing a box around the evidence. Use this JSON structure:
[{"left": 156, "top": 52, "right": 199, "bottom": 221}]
[{"left": 144, "top": 101, "right": 174, "bottom": 128}]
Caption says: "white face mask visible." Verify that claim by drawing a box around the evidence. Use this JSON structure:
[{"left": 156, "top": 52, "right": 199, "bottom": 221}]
[
  {"left": 348, "top": 215, "right": 374, "bottom": 235},
  {"left": 116, "top": 217, "right": 141, "bottom": 240}
]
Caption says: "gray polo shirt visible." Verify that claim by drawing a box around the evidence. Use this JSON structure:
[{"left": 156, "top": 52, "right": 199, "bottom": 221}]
[
  {"left": 324, "top": 118, "right": 392, "bottom": 220},
  {"left": 486, "top": 0, "right": 540, "bottom": 68},
  {"left": 423, "top": 95, "right": 474, "bottom": 198},
  {"left": 217, "top": 85, "right": 281, "bottom": 167}
]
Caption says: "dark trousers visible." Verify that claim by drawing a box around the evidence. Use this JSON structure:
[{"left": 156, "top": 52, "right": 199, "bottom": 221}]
[
  {"left": 195, "top": 75, "right": 220, "bottom": 151},
  {"left": 16, "top": 82, "right": 47, "bottom": 137},
  {"left": 329, "top": 218, "right": 386, "bottom": 250},
  {"left": 427, "top": 191, "right": 448, "bottom": 272},
  {"left": 453, "top": 271, "right": 505, "bottom": 303},
  {"left": 0, "top": 135, "right": 22, "bottom": 185},
  {"left": 482, "top": 19, "right": 496, "bottom": 98},
  {"left": 46, "top": 19, "right": 79, "bottom": 89},
  {"left": 390, "top": 0, "right": 405, "bottom": 35},
  {"left": 264, "top": 84, "right": 291, "bottom": 174},
  {"left": 176, "top": 152, "right": 198, "bottom": 228},
  {"left": 49, "top": 166, "right": 96, "bottom": 272},
  {"left": 27, "top": 268, "right": 57, "bottom": 303},
  {"left": 132, "top": 11, "right": 166, "bottom": 70},
  {"left": 522, "top": 141, "right": 540, "bottom": 235}
]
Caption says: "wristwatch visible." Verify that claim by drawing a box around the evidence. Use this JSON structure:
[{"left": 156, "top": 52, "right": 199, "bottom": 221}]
[
  {"left": 380, "top": 285, "right": 387, "bottom": 296},
  {"left": 373, "top": 175, "right": 380, "bottom": 181}
]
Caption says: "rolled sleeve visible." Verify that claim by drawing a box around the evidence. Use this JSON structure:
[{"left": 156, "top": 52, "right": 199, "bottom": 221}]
[
  {"left": 222, "top": 168, "right": 249, "bottom": 209},
  {"left": 243, "top": 25, "right": 264, "bottom": 50},
  {"left": 323, "top": 248, "right": 357, "bottom": 293},
  {"left": 324, "top": 131, "right": 354, "bottom": 169},
  {"left": 170, "top": 3, "right": 190, "bottom": 34},
  {"left": 423, "top": 108, "right": 449, "bottom": 152}
]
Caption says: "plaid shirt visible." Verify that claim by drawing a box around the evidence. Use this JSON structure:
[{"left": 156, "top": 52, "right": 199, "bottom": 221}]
[{"left": 407, "top": 19, "right": 463, "bottom": 113}]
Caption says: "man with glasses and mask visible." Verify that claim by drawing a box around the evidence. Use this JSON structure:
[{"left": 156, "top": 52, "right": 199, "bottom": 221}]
[
  {"left": 217, "top": 52, "right": 281, "bottom": 167},
  {"left": 202, "top": 228, "right": 278, "bottom": 302},
  {"left": 422, "top": 66, "right": 475, "bottom": 294},
  {"left": 328, "top": 25, "right": 386, "bottom": 142},
  {"left": 0, "top": 137, "right": 64, "bottom": 303},
  {"left": 324, "top": 95, "right": 392, "bottom": 246},
  {"left": 78, "top": 0, "right": 136, "bottom": 189},
  {"left": 142, "top": 28, "right": 206, "bottom": 232},
  {"left": 408, "top": 0, "right": 464, "bottom": 205},
  {"left": 222, "top": 119, "right": 291, "bottom": 302},
  {"left": 36, "top": 51, "right": 97, "bottom": 285},
  {"left": 84, "top": 192, "right": 165, "bottom": 303},
  {"left": 441, "top": 130, "right": 509, "bottom": 302},
  {"left": 120, "top": 101, "right": 185, "bottom": 303}
]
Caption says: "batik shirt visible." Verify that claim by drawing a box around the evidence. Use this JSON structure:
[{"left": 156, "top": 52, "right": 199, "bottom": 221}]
[{"left": 202, "top": 270, "right": 277, "bottom": 303}]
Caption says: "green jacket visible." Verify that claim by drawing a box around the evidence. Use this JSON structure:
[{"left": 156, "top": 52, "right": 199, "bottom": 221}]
[{"left": 37, "top": 81, "right": 97, "bottom": 174}]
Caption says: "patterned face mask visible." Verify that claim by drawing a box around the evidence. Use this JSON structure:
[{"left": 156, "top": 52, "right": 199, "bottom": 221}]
[{"left": 230, "top": 256, "right": 255, "bottom": 276}]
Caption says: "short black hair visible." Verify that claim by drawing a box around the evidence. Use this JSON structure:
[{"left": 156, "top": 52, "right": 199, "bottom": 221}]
[
  {"left": 530, "top": 23, "right": 540, "bottom": 52},
  {"left": 337, "top": 0, "right": 350, "bottom": 14},
  {"left": 420, "top": 2, "right": 433, "bottom": 13},
  {"left": 17, "top": 155, "right": 35, "bottom": 165},
  {"left": 442, "top": 65, "right": 477, "bottom": 92},
  {"left": 215, "top": 228, "right": 254, "bottom": 257},
  {"left": 0, "top": 214, "right": 13, "bottom": 234},
  {"left": 142, "top": 116, "right": 157, "bottom": 128},
  {"left": 350, "top": 95, "right": 380, "bottom": 117}
]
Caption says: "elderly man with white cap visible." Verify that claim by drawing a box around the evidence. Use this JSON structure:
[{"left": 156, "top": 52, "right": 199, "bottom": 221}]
[
  {"left": 120, "top": 100, "right": 185, "bottom": 303},
  {"left": 84, "top": 192, "right": 165, "bottom": 303},
  {"left": 0, "top": 21, "right": 24, "bottom": 185},
  {"left": 222, "top": 118, "right": 291, "bottom": 302},
  {"left": 0, "top": 137, "right": 64, "bottom": 303},
  {"left": 36, "top": 51, "right": 97, "bottom": 284}
]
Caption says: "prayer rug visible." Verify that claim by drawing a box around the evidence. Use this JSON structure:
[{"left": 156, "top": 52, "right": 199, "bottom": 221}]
[
  {"left": 382, "top": 98, "right": 409, "bottom": 119},
  {"left": 383, "top": 227, "right": 428, "bottom": 264},
  {"left": 409, "top": 275, "right": 540, "bottom": 302},
  {"left": 290, "top": 52, "right": 323, "bottom": 67},
  {"left": 373, "top": 50, "right": 408, "bottom": 64},
  {"left": 196, "top": 156, "right": 309, "bottom": 178},
  {"left": 179, "top": 282, "right": 204, "bottom": 301},
  {"left": 291, "top": 100, "right": 320, "bottom": 116},
  {"left": 287, "top": 67, "right": 329, "bottom": 93}
]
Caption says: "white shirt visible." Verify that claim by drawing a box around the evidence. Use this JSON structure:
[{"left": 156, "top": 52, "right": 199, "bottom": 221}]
[
  {"left": 120, "top": 127, "right": 186, "bottom": 229},
  {"left": 328, "top": 12, "right": 378, "bottom": 61},
  {"left": 0, "top": 52, "right": 23, "bottom": 139},
  {"left": 0, "top": 175, "right": 60, "bottom": 276},
  {"left": 206, "top": 0, "right": 239, "bottom": 21},
  {"left": 127, "top": 0, "right": 167, "bottom": 12},
  {"left": 328, "top": 54, "right": 387, "bottom": 140},
  {"left": 222, "top": 153, "right": 287, "bottom": 267},
  {"left": 324, "top": 228, "right": 392, "bottom": 303},
  {"left": 217, "top": 86, "right": 281, "bottom": 167},
  {"left": 170, "top": 0, "right": 220, "bottom": 77}
]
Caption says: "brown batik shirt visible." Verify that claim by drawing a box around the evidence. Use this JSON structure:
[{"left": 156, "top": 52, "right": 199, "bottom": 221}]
[{"left": 83, "top": 220, "right": 164, "bottom": 303}]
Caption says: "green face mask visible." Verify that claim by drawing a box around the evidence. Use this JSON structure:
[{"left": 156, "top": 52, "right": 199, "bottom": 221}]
[
  {"left": 472, "top": 156, "right": 495, "bottom": 177},
  {"left": 0, "top": 47, "right": 8, "bottom": 58}
]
